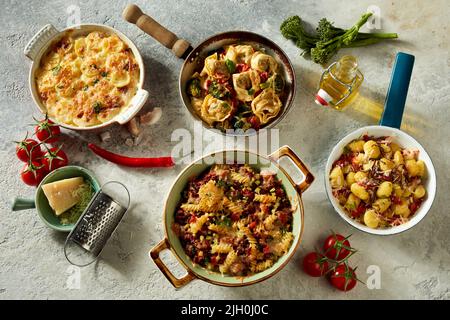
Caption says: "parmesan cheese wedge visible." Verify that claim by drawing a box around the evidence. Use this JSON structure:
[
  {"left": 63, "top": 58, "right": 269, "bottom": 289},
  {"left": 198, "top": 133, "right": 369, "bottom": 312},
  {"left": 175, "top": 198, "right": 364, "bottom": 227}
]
[{"left": 42, "top": 177, "right": 85, "bottom": 216}]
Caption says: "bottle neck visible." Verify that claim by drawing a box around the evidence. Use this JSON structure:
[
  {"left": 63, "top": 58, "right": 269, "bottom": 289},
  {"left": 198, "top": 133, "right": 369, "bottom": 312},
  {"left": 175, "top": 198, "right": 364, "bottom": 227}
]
[{"left": 331, "top": 55, "right": 359, "bottom": 84}]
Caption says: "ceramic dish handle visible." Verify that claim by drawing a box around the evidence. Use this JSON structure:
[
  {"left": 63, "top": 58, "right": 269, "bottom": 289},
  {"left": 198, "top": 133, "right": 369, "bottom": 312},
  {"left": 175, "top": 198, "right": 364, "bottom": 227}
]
[
  {"left": 379, "top": 52, "right": 415, "bottom": 129},
  {"left": 24, "top": 24, "right": 59, "bottom": 60},
  {"left": 269, "top": 145, "right": 314, "bottom": 193},
  {"left": 11, "top": 197, "right": 36, "bottom": 211},
  {"left": 150, "top": 238, "right": 196, "bottom": 288},
  {"left": 115, "top": 88, "right": 149, "bottom": 125},
  {"left": 123, "top": 4, "right": 192, "bottom": 59}
]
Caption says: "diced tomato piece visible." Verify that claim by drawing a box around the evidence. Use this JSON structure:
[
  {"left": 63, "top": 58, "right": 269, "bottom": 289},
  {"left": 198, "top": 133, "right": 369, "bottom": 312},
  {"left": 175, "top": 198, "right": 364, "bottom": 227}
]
[
  {"left": 278, "top": 212, "right": 289, "bottom": 225},
  {"left": 259, "top": 71, "right": 269, "bottom": 82},
  {"left": 249, "top": 221, "right": 257, "bottom": 230},
  {"left": 392, "top": 196, "right": 402, "bottom": 205},
  {"left": 409, "top": 200, "right": 422, "bottom": 214},
  {"left": 263, "top": 245, "right": 271, "bottom": 254},
  {"left": 249, "top": 115, "right": 260, "bottom": 130},
  {"left": 188, "top": 215, "right": 197, "bottom": 223},
  {"left": 236, "top": 63, "right": 250, "bottom": 73},
  {"left": 351, "top": 204, "right": 365, "bottom": 218},
  {"left": 203, "top": 79, "right": 212, "bottom": 91},
  {"left": 231, "top": 213, "right": 241, "bottom": 222}
]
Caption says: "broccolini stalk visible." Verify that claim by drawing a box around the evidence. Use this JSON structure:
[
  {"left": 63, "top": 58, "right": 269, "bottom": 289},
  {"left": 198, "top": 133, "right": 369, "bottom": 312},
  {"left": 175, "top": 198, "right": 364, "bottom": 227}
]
[{"left": 280, "top": 12, "right": 399, "bottom": 64}]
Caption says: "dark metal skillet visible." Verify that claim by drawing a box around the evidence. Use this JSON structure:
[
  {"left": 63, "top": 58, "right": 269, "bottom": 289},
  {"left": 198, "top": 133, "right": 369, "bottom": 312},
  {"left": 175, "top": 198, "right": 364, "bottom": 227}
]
[{"left": 123, "top": 4, "right": 296, "bottom": 136}]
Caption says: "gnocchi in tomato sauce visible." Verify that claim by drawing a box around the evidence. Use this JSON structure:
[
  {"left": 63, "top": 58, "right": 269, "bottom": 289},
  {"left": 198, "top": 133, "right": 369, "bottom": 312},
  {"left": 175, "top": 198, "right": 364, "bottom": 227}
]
[{"left": 329, "top": 135, "right": 427, "bottom": 229}]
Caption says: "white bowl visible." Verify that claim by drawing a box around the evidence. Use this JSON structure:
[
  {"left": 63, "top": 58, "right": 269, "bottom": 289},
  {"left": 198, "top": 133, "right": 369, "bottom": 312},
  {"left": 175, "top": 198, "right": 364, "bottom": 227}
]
[
  {"left": 24, "top": 24, "right": 149, "bottom": 131},
  {"left": 324, "top": 125, "right": 437, "bottom": 235}
]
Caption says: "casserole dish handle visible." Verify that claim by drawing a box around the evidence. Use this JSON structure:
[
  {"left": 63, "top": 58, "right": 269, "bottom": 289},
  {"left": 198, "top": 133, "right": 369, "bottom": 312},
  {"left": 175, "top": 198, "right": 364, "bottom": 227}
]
[
  {"left": 115, "top": 89, "right": 149, "bottom": 125},
  {"left": 24, "top": 24, "right": 59, "bottom": 60},
  {"left": 123, "top": 4, "right": 192, "bottom": 59},
  {"left": 269, "top": 145, "right": 314, "bottom": 193},
  {"left": 150, "top": 238, "right": 196, "bottom": 288}
]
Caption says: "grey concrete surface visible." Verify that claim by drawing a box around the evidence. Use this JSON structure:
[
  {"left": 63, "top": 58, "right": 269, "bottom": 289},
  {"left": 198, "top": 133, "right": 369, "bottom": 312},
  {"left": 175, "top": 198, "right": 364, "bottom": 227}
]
[{"left": 0, "top": 0, "right": 449, "bottom": 299}]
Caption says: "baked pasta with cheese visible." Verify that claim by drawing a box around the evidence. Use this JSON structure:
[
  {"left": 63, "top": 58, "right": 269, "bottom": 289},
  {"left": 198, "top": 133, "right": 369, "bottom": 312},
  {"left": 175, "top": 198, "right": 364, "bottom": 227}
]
[
  {"left": 35, "top": 31, "right": 140, "bottom": 127},
  {"left": 329, "top": 135, "right": 427, "bottom": 229},
  {"left": 186, "top": 44, "right": 285, "bottom": 132},
  {"left": 173, "top": 164, "right": 295, "bottom": 276}
]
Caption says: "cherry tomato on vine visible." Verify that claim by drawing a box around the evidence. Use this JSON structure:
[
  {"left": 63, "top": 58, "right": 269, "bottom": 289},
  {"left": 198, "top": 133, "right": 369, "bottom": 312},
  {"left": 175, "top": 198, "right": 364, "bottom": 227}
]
[
  {"left": 323, "top": 233, "right": 353, "bottom": 261},
  {"left": 15, "top": 138, "right": 42, "bottom": 162},
  {"left": 302, "top": 252, "right": 329, "bottom": 277},
  {"left": 20, "top": 161, "right": 48, "bottom": 186},
  {"left": 329, "top": 264, "right": 357, "bottom": 292},
  {"left": 35, "top": 116, "right": 61, "bottom": 143},
  {"left": 42, "top": 147, "right": 68, "bottom": 172}
]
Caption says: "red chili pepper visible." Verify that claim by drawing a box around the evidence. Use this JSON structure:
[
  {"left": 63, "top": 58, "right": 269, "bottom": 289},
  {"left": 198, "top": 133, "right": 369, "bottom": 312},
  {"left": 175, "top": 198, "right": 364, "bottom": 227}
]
[{"left": 88, "top": 143, "right": 175, "bottom": 168}]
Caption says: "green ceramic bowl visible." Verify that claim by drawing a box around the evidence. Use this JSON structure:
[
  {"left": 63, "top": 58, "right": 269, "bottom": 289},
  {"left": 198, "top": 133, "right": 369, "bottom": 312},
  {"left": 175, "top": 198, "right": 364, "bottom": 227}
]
[
  {"left": 12, "top": 166, "right": 100, "bottom": 232},
  {"left": 150, "top": 147, "right": 314, "bottom": 288}
]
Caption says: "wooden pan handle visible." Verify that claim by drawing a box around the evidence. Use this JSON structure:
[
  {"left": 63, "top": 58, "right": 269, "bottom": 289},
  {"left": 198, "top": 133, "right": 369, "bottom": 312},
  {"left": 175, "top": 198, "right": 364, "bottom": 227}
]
[{"left": 122, "top": 3, "right": 191, "bottom": 58}]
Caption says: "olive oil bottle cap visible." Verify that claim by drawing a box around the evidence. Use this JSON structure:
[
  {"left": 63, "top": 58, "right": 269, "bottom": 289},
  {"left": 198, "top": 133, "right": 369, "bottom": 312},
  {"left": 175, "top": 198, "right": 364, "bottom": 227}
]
[{"left": 315, "top": 89, "right": 333, "bottom": 106}]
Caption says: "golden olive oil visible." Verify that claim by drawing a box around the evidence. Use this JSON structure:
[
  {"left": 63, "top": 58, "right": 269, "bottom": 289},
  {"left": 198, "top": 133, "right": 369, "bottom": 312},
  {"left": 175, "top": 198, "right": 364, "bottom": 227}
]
[{"left": 315, "top": 55, "right": 364, "bottom": 110}]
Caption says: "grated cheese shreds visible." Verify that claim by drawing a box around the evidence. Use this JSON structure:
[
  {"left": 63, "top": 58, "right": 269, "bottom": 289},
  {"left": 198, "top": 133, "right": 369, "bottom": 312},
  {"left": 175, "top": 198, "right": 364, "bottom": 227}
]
[{"left": 59, "top": 181, "right": 94, "bottom": 225}]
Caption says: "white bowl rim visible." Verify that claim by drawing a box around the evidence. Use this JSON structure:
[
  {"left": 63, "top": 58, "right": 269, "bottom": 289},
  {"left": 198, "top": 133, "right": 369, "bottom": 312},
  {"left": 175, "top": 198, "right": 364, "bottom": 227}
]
[
  {"left": 324, "top": 125, "right": 437, "bottom": 236},
  {"left": 27, "top": 23, "right": 148, "bottom": 131}
]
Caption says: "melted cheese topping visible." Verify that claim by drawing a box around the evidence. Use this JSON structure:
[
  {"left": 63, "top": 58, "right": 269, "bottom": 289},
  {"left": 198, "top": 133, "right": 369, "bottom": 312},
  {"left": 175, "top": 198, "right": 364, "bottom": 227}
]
[{"left": 36, "top": 32, "right": 140, "bottom": 127}]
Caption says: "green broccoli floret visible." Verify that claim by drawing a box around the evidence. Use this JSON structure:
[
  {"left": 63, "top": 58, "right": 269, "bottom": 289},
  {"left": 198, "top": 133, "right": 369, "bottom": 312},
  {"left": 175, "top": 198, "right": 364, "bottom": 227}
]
[
  {"left": 317, "top": 18, "right": 345, "bottom": 41},
  {"left": 260, "top": 74, "right": 285, "bottom": 94},
  {"left": 187, "top": 78, "right": 201, "bottom": 97},
  {"left": 280, "top": 15, "right": 318, "bottom": 55}
]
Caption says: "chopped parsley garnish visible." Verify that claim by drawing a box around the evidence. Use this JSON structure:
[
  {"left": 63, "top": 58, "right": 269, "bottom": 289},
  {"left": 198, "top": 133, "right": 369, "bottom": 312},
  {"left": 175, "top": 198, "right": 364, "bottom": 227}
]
[
  {"left": 216, "top": 180, "right": 227, "bottom": 188},
  {"left": 247, "top": 88, "right": 255, "bottom": 95},
  {"left": 221, "top": 217, "right": 232, "bottom": 227},
  {"left": 51, "top": 65, "right": 61, "bottom": 76},
  {"left": 82, "top": 85, "right": 89, "bottom": 91},
  {"left": 343, "top": 145, "right": 352, "bottom": 155},
  {"left": 92, "top": 101, "right": 102, "bottom": 114},
  {"left": 92, "top": 79, "right": 100, "bottom": 85},
  {"left": 101, "top": 71, "right": 108, "bottom": 77},
  {"left": 234, "top": 119, "right": 245, "bottom": 129},
  {"left": 225, "top": 59, "right": 236, "bottom": 73}
]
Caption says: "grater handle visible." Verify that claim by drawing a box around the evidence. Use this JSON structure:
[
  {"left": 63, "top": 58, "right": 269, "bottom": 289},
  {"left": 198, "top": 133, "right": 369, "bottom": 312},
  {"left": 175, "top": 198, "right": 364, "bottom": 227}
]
[{"left": 150, "top": 238, "right": 196, "bottom": 288}]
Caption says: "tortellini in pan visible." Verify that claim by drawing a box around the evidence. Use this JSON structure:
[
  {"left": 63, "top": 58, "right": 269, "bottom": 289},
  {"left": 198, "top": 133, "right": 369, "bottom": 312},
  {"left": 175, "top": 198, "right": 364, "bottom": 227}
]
[
  {"left": 201, "top": 95, "right": 233, "bottom": 124},
  {"left": 250, "top": 52, "right": 278, "bottom": 73},
  {"left": 187, "top": 43, "right": 285, "bottom": 131},
  {"left": 251, "top": 88, "right": 282, "bottom": 124},
  {"left": 201, "top": 53, "right": 230, "bottom": 81},
  {"left": 232, "top": 70, "right": 260, "bottom": 101},
  {"left": 225, "top": 45, "right": 254, "bottom": 65}
]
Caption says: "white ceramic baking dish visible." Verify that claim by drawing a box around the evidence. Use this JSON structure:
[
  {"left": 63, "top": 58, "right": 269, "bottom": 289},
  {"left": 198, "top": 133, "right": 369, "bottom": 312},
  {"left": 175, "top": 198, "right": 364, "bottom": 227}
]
[{"left": 24, "top": 24, "right": 149, "bottom": 130}]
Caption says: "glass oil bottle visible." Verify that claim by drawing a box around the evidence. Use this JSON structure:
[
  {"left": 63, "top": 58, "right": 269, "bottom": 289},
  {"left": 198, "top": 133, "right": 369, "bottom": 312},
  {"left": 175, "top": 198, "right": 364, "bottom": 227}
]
[{"left": 315, "top": 55, "right": 364, "bottom": 110}]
